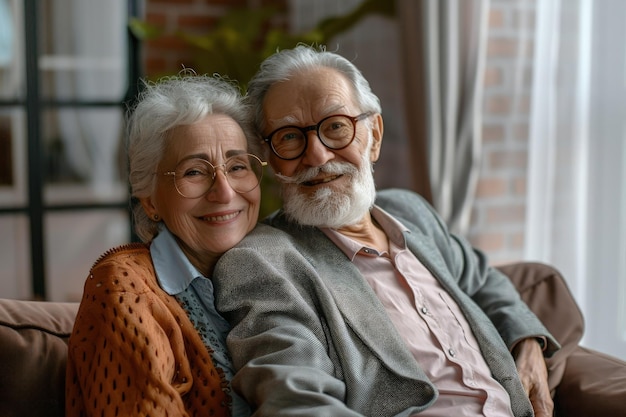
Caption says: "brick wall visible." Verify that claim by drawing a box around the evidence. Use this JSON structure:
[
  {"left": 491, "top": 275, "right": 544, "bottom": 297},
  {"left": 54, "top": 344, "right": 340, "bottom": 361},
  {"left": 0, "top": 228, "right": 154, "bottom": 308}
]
[
  {"left": 142, "top": 0, "right": 287, "bottom": 77},
  {"left": 468, "top": 0, "right": 537, "bottom": 264}
]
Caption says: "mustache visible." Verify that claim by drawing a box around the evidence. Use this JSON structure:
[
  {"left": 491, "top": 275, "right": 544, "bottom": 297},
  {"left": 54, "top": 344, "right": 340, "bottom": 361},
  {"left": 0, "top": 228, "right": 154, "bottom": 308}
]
[{"left": 275, "top": 161, "right": 358, "bottom": 184}]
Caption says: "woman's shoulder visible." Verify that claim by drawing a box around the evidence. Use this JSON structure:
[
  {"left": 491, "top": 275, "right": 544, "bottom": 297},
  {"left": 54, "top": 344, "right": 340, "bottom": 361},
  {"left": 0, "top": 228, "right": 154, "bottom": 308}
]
[
  {"left": 87, "top": 242, "right": 154, "bottom": 294},
  {"left": 91, "top": 242, "right": 151, "bottom": 269}
]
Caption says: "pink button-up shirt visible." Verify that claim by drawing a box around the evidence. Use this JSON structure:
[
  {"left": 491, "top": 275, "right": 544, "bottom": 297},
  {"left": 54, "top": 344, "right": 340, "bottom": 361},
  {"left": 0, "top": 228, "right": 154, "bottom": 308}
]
[{"left": 322, "top": 207, "right": 514, "bottom": 417}]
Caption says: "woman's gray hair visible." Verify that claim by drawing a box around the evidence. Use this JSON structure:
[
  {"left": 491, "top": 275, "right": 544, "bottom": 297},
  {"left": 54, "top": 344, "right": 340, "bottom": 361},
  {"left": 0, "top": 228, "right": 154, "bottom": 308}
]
[
  {"left": 127, "top": 73, "right": 258, "bottom": 242},
  {"left": 246, "top": 44, "right": 382, "bottom": 136}
]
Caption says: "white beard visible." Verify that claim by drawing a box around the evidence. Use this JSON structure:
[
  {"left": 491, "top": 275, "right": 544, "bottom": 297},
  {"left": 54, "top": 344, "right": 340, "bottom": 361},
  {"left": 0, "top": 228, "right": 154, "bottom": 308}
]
[{"left": 275, "top": 144, "right": 377, "bottom": 228}]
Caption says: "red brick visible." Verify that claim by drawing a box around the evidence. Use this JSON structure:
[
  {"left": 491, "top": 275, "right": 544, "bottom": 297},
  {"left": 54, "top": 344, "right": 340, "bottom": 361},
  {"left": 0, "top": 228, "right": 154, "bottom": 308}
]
[
  {"left": 483, "top": 66, "right": 503, "bottom": 88},
  {"left": 177, "top": 14, "right": 218, "bottom": 28},
  {"left": 488, "top": 150, "right": 528, "bottom": 171},
  {"left": 147, "top": 35, "right": 188, "bottom": 51},
  {"left": 205, "top": 0, "right": 246, "bottom": 5},
  {"left": 489, "top": 8, "right": 505, "bottom": 29},
  {"left": 260, "top": 0, "right": 288, "bottom": 9},
  {"left": 476, "top": 178, "right": 507, "bottom": 198},
  {"left": 469, "top": 232, "right": 505, "bottom": 252},
  {"left": 146, "top": 12, "right": 167, "bottom": 26},
  {"left": 482, "top": 124, "right": 505, "bottom": 144},
  {"left": 485, "top": 95, "right": 512, "bottom": 114},
  {"left": 487, "top": 37, "right": 519, "bottom": 58}
]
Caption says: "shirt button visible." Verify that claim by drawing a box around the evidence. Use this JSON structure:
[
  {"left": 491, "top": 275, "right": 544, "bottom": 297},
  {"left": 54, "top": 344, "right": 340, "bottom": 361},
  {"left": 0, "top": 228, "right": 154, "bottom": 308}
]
[
  {"left": 421, "top": 306, "right": 429, "bottom": 315},
  {"left": 448, "top": 348, "right": 456, "bottom": 357}
]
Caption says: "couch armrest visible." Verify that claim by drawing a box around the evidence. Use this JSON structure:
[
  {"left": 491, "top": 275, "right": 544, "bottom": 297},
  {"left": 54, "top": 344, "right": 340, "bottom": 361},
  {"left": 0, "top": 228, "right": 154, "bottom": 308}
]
[
  {"left": 555, "top": 346, "right": 626, "bottom": 417},
  {"left": 0, "top": 298, "right": 79, "bottom": 417},
  {"left": 497, "top": 262, "right": 585, "bottom": 392}
]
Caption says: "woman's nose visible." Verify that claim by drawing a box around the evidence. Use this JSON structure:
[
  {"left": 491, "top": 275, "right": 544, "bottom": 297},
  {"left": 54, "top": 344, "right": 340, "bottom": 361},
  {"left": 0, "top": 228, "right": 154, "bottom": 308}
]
[{"left": 205, "top": 169, "right": 236, "bottom": 202}]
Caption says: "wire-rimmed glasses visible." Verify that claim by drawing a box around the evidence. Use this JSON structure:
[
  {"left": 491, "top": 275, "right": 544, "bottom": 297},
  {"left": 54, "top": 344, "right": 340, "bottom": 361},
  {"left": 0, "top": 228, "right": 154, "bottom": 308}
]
[
  {"left": 263, "top": 112, "right": 373, "bottom": 160},
  {"left": 163, "top": 153, "right": 267, "bottom": 198}
]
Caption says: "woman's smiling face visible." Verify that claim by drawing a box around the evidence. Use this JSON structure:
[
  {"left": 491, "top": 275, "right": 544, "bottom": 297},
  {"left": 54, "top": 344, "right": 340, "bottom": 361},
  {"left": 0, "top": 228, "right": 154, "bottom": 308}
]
[{"left": 140, "top": 113, "right": 261, "bottom": 275}]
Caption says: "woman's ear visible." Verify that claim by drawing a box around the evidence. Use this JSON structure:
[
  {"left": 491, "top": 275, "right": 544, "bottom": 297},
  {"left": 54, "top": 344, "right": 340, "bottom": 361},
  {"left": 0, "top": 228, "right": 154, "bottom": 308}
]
[
  {"left": 139, "top": 196, "right": 158, "bottom": 220},
  {"left": 369, "top": 113, "right": 384, "bottom": 163}
]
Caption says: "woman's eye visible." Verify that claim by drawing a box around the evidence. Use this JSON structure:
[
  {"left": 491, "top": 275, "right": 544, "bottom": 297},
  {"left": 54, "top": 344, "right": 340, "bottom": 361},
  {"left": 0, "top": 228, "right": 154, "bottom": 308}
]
[
  {"left": 183, "top": 169, "right": 202, "bottom": 177},
  {"left": 181, "top": 165, "right": 210, "bottom": 177},
  {"left": 228, "top": 163, "right": 248, "bottom": 173}
]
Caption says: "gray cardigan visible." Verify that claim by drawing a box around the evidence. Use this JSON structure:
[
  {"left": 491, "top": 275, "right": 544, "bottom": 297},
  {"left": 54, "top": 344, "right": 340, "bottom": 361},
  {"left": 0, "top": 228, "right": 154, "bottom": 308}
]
[{"left": 214, "top": 189, "right": 559, "bottom": 417}]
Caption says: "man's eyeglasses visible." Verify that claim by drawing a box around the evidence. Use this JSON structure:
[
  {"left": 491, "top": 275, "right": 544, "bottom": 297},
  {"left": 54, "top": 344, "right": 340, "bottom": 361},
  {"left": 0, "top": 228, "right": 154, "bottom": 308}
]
[
  {"left": 163, "top": 153, "right": 267, "bottom": 198},
  {"left": 263, "top": 112, "right": 373, "bottom": 160}
]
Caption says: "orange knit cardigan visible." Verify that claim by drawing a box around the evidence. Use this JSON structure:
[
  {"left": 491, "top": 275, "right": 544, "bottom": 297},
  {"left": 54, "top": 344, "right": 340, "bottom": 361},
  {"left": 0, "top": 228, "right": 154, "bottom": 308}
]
[{"left": 66, "top": 243, "right": 231, "bottom": 417}]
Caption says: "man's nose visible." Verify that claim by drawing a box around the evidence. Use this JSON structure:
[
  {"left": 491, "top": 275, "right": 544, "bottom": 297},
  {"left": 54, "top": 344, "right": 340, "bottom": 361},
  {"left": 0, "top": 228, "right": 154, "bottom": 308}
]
[{"left": 301, "top": 131, "right": 335, "bottom": 166}]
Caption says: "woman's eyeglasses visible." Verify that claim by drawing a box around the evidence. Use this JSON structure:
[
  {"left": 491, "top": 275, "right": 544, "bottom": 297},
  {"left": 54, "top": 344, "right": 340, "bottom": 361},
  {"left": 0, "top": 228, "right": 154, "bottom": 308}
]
[{"left": 162, "top": 153, "right": 267, "bottom": 198}]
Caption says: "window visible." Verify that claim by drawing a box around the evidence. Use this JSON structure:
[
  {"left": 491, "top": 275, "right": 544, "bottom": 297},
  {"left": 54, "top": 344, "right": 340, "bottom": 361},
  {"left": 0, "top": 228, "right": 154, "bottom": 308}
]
[{"left": 0, "top": 0, "right": 140, "bottom": 301}]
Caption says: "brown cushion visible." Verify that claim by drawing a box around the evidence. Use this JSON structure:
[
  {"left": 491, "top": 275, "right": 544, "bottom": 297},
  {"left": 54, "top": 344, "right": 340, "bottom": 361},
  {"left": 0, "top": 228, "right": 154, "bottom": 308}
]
[
  {"left": 555, "top": 346, "right": 626, "bottom": 417},
  {"left": 497, "top": 262, "right": 585, "bottom": 392},
  {"left": 0, "top": 299, "right": 78, "bottom": 417}
]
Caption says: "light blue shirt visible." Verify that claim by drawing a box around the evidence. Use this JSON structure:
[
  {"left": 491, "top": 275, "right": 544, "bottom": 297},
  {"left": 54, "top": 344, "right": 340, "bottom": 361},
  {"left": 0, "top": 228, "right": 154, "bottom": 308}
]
[{"left": 150, "top": 227, "right": 250, "bottom": 416}]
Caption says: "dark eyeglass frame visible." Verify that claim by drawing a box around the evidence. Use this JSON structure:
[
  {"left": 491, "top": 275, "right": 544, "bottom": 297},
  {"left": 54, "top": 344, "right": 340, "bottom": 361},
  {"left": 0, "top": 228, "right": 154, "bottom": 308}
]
[
  {"left": 262, "top": 112, "right": 373, "bottom": 160},
  {"left": 162, "top": 153, "right": 267, "bottom": 198}
]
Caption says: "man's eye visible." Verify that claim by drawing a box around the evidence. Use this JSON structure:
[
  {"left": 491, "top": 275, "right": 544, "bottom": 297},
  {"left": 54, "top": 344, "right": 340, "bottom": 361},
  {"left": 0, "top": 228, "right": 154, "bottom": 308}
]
[
  {"left": 330, "top": 121, "right": 347, "bottom": 130},
  {"left": 278, "top": 131, "right": 302, "bottom": 142}
]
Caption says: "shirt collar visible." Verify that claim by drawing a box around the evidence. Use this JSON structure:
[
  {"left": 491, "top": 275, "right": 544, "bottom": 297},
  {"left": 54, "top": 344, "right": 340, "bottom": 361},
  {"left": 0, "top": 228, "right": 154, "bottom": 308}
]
[
  {"left": 150, "top": 226, "right": 203, "bottom": 295},
  {"left": 321, "top": 205, "right": 410, "bottom": 261}
]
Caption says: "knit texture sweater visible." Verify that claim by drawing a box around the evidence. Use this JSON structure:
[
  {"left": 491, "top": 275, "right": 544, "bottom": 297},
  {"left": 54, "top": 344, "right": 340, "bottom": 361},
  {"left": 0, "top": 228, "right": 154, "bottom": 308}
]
[{"left": 66, "top": 243, "right": 231, "bottom": 417}]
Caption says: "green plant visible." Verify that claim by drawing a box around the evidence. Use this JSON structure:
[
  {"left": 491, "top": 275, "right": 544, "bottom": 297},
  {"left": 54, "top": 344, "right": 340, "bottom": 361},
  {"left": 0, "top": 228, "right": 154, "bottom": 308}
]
[{"left": 129, "top": 0, "right": 395, "bottom": 217}]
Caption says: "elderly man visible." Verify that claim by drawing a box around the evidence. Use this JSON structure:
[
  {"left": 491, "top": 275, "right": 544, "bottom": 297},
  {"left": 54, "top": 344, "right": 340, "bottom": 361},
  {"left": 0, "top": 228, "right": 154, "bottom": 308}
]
[{"left": 214, "top": 45, "right": 559, "bottom": 417}]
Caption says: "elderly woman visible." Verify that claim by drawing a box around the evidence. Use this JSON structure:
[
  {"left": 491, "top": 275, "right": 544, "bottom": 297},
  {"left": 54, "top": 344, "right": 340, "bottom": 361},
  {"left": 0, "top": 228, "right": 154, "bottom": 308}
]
[{"left": 65, "top": 74, "right": 265, "bottom": 417}]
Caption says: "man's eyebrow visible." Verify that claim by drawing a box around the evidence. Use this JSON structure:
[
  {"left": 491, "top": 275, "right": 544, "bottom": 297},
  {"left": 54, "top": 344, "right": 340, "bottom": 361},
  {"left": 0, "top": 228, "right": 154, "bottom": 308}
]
[
  {"left": 268, "top": 115, "right": 300, "bottom": 127},
  {"left": 269, "top": 106, "right": 349, "bottom": 128}
]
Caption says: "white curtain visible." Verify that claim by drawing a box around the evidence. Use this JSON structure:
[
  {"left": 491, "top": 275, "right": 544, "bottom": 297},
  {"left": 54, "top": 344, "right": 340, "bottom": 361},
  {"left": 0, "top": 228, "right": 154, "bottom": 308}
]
[
  {"left": 45, "top": 0, "right": 130, "bottom": 301},
  {"left": 0, "top": 0, "right": 23, "bottom": 98},
  {"left": 397, "top": 0, "right": 490, "bottom": 235},
  {"left": 526, "top": 0, "right": 626, "bottom": 360},
  {"left": 50, "top": 0, "right": 126, "bottom": 193}
]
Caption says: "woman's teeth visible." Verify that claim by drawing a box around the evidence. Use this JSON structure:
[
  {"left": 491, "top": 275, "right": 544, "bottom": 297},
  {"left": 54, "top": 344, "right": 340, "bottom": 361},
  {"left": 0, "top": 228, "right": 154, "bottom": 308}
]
[{"left": 202, "top": 212, "right": 238, "bottom": 222}]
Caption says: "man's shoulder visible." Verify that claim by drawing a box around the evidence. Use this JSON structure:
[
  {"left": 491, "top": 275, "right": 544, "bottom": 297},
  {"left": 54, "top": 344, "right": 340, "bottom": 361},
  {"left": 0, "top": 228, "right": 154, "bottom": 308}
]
[
  {"left": 375, "top": 188, "right": 432, "bottom": 214},
  {"left": 237, "top": 222, "right": 294, "bottom": 247},
  {"left": 375, "top": 188, "right": 445, "bottom": 234}
]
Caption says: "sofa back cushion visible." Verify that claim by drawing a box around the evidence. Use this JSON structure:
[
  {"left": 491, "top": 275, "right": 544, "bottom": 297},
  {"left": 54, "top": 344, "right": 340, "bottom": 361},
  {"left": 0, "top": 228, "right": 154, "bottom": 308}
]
[{"left": 0, "top": 299, "right": 78, "bottom": 417}]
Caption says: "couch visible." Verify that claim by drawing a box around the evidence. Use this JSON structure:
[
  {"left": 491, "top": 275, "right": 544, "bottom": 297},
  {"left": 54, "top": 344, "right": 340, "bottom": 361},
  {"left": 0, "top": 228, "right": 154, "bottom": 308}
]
[{"left": 0, "top": 262, "right": 624, "bottom": 417}]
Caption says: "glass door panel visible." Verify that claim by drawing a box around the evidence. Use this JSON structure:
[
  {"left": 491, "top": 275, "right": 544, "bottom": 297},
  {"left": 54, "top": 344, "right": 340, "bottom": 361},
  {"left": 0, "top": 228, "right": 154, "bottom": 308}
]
[
  {"left": 45, "top": 209, "right": 130, "bottom": 302},
  {"left": 0, "top": 214, "right": 31, "bottom": 299},
  {"left": 42, "top": 107, "right": 127, "bottom": 205},
  {"left": 38, "top": 0, "right": 128, "bottom": 101}
]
